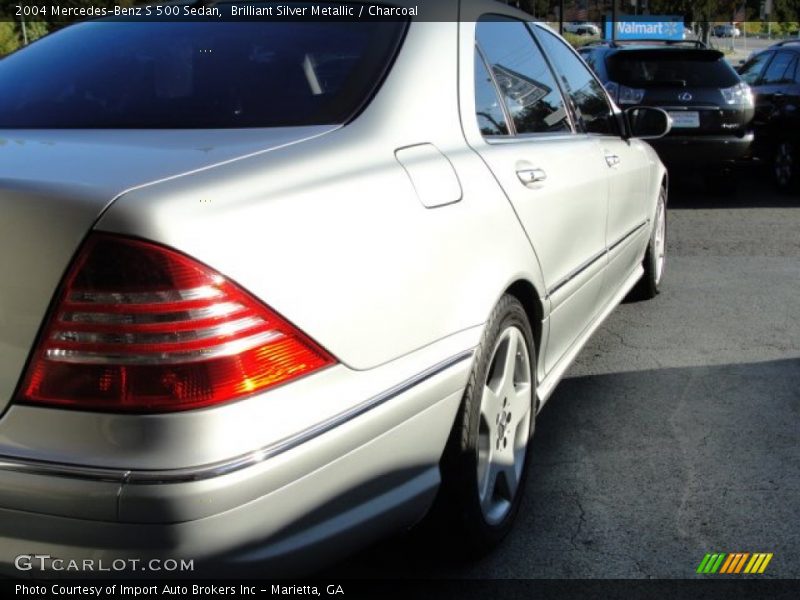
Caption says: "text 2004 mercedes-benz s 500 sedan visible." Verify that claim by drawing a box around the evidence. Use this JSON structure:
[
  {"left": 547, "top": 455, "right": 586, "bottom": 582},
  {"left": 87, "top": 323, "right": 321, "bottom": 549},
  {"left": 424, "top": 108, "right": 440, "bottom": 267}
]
[{"left": 0, "top": 1, "right": 671, "bottom": 575}]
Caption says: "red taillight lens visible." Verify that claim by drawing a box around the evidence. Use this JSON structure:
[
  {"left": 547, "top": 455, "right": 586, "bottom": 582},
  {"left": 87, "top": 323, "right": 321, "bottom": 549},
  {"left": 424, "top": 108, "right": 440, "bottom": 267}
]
[{"left": 18, "top": 234, "right": 335, "bottom": 412}]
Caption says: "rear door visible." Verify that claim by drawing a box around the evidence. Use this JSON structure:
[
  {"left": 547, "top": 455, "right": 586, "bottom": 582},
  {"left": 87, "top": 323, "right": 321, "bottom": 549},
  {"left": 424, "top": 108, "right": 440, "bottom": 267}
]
[
  {"left": 462, "top": 15, "right": 609, "bottom": 374},
  {"left": 738, "top": 51, "right": 773, "bottom": 87},
  {"left": 751, "top": 51, "right": 800, "bottom": 143}
]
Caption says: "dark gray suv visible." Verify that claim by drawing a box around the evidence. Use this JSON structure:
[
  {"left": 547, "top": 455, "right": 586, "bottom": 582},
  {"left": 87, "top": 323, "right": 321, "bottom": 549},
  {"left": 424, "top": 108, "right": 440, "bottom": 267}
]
[{"left": 579, "top": 41, "right": 755, "bottom": 184}]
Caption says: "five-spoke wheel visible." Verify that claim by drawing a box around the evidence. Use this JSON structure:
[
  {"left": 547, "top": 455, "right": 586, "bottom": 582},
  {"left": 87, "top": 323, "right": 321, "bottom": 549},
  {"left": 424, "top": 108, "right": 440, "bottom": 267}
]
[
  {"left": 477, "top": 326, "right": 532, "bottom": 525},
  {"left": 433, "top": 295, "right": 536, "bottom": 553}
]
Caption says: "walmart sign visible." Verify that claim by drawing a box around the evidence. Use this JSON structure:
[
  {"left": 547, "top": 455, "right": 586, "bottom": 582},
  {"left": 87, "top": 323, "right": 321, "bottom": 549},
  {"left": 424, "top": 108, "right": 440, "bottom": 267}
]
[{"left": 604, "top": 16, "right": 684, "bottom": 41}]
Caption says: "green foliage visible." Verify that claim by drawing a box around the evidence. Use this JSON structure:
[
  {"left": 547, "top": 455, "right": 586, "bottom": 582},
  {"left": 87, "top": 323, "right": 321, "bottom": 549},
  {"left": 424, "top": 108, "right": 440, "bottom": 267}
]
[
  {"left": 23, "top": 20, "right": 49, "bottom": 44},
  {"left": 0, "top": 21, "right": 19, "bottom": 55},
  {"left": 0, "top": 12, "right": 50, "bottom": 55},
  {"left": 742, "top": 21, "right": 764, "bottom": 35},
  {"left": 0, "top": 0, "right": 148, "bottom": 55},
  {"left": 563, "top": 32, "right": 596, "bottom": 47},
  {"left": 776, "top": 21, "right": 800, "bottom": 35}
]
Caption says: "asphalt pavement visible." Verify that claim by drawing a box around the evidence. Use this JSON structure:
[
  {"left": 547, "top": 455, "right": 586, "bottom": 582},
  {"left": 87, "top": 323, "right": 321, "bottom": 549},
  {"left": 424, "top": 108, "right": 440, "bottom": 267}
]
[{"left": 329, "top": 169, "right": 800, "bottom": 579}]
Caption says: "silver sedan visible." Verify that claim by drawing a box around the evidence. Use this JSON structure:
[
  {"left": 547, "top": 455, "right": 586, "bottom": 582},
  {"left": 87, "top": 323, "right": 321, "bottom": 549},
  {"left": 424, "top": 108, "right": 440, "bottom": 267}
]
[{"left": 0, "top": 0, "right": 669, "bottom": 575}]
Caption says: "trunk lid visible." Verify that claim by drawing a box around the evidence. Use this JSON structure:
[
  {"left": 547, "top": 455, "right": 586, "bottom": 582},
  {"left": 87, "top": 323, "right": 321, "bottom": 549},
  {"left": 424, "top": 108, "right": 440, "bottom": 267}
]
[
  {"left": 0, "top": 126, "right": 336, "bottom": 413},
  {"left": 639, "top": 88, "right": 750, "bottom": 135}
]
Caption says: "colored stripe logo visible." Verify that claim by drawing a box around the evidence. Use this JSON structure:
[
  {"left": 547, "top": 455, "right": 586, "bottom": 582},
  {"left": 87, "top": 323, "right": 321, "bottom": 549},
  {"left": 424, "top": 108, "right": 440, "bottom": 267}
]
[{"left": 697, "top": 553, "right": 773, "bottom": 574}]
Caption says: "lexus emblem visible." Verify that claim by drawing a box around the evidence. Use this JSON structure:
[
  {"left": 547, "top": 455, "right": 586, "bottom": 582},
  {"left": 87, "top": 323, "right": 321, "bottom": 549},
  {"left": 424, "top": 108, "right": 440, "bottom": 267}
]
[{"left": 679, "top": 92, "right": 693, "bottom": 102}]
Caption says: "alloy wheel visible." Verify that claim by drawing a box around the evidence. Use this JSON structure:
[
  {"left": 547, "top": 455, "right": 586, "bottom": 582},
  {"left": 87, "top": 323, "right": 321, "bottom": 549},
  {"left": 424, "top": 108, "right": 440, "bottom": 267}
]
[
  {"left": 476, "top": 326, "right": 533, "bottom": 525},
  {"left": 654, "top": 195, "right": 666, "bottom": 285}
]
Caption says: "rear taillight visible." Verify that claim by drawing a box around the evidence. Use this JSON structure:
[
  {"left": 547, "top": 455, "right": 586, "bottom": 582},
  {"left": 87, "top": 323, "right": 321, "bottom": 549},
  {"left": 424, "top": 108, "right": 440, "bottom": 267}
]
[
  {"left": 17, "top": 234, "right": 335, "bottom": 412},
  {"left": 721, "top": 82, "right": 753, "bottom": 107}
]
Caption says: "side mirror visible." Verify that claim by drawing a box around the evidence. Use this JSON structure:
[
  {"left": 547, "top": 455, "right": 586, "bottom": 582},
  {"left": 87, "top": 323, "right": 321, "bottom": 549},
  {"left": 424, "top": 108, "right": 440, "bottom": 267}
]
[{"left": 625, "top": 106, "right": 672, "bottom": 140}]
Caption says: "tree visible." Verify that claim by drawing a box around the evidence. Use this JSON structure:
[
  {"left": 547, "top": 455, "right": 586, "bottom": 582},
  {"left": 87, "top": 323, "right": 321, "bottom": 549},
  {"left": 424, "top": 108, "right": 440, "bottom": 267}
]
[
  {"left": 23, "top": 20, "right": 49, "bottom": 44},
  {"left": 0, "top": 21, "right": 19, "bottom": 55},
  {"left": 772, "top": 0, "right": 798, "bottom": 22},
  {"left": 502, "top": 0, "right": 559, "bottom": 19},
  {"left": 0, "top": 0, "right": 145, "bottom": 54}
]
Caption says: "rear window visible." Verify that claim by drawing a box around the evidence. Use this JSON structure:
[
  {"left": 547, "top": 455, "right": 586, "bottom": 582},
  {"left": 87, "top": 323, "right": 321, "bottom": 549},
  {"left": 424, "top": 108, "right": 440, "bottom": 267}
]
[
  {"left": 0, "top": 17, "right": 406, "bottom": 128},
  {"left": 607, "top": 49, "right": 740, "bottom": 88}
]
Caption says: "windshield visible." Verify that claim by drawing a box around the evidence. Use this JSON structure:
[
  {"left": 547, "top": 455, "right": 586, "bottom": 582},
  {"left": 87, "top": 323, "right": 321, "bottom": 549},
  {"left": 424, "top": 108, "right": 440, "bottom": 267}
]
[
  {"left": 607, "top": 50, "right": 740, "bottom": 88},
  {"left": 0, "top": 18, "right": 406, "bottom": 128}
]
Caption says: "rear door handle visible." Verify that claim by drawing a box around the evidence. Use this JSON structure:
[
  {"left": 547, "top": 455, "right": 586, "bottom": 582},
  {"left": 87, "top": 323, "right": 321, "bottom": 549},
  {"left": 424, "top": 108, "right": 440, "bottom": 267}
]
[
  {"left": 605, "top": 154, "right": 620, "bottom": 168},
  {"left": 516, "top": 168, "right": 547, "bottom": 185}
]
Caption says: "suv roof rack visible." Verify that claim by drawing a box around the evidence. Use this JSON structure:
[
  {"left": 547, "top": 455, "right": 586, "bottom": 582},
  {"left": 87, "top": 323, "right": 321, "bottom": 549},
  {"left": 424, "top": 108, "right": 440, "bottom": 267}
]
[{"left": 582, "top": 39, "right": 707, "bottom": 49}]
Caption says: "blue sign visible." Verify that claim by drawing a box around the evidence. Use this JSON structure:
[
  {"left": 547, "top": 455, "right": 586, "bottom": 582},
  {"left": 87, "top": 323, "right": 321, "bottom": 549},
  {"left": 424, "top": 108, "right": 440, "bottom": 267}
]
[{"left": 604, "top": 15, "right": 684, "bottom": 41}]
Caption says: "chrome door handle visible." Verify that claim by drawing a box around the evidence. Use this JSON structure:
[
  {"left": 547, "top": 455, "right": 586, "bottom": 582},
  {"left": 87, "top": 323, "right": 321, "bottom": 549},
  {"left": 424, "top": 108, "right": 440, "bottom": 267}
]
[
  {"left": 516, "top": 168, "right": 547, "bottom": 185},
  {"left": 605, "top": 154, "right": 620, "bottom": 168}
]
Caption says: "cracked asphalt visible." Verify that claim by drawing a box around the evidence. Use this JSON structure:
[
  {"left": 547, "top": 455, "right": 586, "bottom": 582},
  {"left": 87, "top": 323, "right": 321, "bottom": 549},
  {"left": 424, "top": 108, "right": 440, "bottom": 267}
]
[{"left": 330, "top": 170, "right": 800, "bottom": 579}]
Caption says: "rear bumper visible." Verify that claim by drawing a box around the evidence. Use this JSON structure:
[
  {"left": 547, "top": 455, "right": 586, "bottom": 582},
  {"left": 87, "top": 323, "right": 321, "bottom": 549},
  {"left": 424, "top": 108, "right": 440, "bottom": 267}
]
[
  {"left": 0, "top": 353, "right": 472, "bottom": 577},
  {"left": 648, "top": 132, "right": 754, "bottom": 167}
]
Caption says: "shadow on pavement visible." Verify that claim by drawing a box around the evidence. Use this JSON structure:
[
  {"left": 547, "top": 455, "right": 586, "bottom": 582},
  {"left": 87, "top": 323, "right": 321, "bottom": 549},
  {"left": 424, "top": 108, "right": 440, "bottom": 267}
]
[
  {"left": 667, "top": 167, "right": 800, "bottom": 209},
  {"left": 327, "top": 357, "right": 800, "bottom": 578}
]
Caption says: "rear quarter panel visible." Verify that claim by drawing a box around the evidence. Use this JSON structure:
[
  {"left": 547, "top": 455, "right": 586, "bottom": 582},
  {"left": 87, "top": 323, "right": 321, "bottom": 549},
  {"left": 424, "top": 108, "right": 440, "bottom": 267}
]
[{"left": 95, "top": 20, "right": 546, "bottom": 371}]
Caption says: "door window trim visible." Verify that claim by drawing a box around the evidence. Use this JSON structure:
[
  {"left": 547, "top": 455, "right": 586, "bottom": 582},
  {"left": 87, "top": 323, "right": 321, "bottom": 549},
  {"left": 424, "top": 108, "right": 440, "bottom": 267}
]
[
  {"left": 475, "top": 43, "right": 517, "bottom": 138},
  {"left": 474, "top": 14, "right": 578, "bottom": 141},
  {"left": 529, "top": 23, "right": 622, "bottom": 139}
]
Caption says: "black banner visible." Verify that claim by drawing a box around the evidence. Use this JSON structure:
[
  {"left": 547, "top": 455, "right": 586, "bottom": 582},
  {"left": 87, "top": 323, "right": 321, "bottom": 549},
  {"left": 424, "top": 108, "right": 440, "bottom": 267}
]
[{"left": 4, "top": 579, "right": 800, "bottom": 600}]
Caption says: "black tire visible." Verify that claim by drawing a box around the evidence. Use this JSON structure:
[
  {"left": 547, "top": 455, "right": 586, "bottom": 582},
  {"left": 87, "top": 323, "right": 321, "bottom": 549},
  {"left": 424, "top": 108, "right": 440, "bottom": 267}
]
[
  {"left": 630, "top": 186, "right": 667, "bottom": 301},
  {"left": 773, "top": 140, "right": 799, "bottom": 192},
  {"left": 428, "top": 295, "right": 536, "bottom": 556}
]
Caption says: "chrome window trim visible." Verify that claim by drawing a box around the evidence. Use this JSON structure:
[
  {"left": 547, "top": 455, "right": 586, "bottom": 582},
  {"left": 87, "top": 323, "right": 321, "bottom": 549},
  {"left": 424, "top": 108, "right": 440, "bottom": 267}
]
[
  {"left": 476, "top": 15, "right": 577, "bottom": 138},
  {"left": 484, "top": 132, "right": 578, "bottom": 145},
  {"left": 475, "top": 43, "right": 516, "bottom": 138}
]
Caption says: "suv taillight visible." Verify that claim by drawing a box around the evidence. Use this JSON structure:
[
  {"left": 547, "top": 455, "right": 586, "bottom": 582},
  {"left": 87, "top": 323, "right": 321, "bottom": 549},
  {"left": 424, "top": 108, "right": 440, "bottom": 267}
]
[
  {"left": 721, "top": 82, "right": 754, "bottom": 107},
  {"left": 17, "top": 234, "right": 335, "bottom": 412},
  {"left": 604, "top": 81, "right": 645, "bottom": 105}
]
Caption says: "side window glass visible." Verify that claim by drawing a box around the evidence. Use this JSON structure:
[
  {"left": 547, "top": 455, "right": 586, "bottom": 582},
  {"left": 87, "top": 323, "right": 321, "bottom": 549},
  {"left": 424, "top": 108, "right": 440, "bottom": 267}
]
[
  {"left": 739, "top": 52, "right": 772, "bottom": 85},
  {"left": 474, "top": 49, "right": 510, "bottom": 136},
  {"left": 763, "top": 52, "right": 795, "bottom": 85},
  {"left": 787, "top": 57, "right": 799, "bottom": 84},
  {"left": 476, "top": 17, "right": 570, "bottom": 135},
  {"left": 536, "top": 29, "right": 617, "bottom": 136}
]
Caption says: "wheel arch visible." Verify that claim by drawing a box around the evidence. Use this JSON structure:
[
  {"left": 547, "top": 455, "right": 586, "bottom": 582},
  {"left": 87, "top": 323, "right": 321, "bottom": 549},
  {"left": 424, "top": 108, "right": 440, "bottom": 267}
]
[{"left": 504, "top": 279, "right": 544, "bottom": 366}]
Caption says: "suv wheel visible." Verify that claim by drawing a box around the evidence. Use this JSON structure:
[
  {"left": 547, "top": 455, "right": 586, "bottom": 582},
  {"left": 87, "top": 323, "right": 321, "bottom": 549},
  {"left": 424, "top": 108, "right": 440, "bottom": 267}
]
[{"left": 774, "top": 140, "right": 799, "bottom": 191}]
